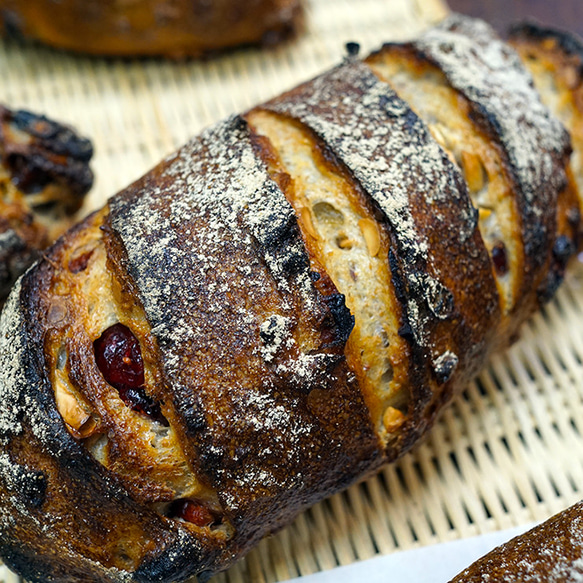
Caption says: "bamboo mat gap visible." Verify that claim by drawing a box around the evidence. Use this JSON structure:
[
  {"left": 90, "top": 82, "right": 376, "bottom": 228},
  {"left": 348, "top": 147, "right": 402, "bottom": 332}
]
[{"left": 2, "top": 0, "right": 583, "bottom": 581}]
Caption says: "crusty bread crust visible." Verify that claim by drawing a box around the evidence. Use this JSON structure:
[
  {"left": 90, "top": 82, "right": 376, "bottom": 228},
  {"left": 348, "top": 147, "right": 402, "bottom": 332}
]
[
  {"left": 510, "top": 22, "right": 583, "bottom": 235},
  {"left": 451, "top": 501, "right": 583, "bottom": 582},
  {"left": 252, "top": 59, "right": 500, "bottom": 452},
  {"left": 0, "top": 14, "right": 580, "bottom": 583}
]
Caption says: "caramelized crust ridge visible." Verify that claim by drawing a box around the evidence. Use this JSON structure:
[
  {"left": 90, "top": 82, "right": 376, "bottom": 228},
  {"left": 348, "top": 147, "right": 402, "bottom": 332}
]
[
  {"left": 411, "top": 15, "right": 572, "bottom": 324},
  {"left": 366, "top": 45, "right": 523, "bottom": 319},
  {"left": 247, "top": 108, "right": 410, "bottom": 441},
  {"left": 510, "top": 23, "right": 583, "bottom": 257}
]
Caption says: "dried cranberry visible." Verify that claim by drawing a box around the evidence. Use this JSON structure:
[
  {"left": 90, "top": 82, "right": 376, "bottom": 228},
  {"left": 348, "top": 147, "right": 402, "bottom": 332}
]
[
  {"left": 491, "top": 241, "right": 508, "bottom": 275},
  {"left": 94, "top": 323, "right": 144, "bottom": 389},
  {"left": 68, "top": 250, "right": 94, "bottom": 273},
  {"left": 93, "top": 324, "right": 167, "bottom": 425},
  {"left": 169, "top": 499, "right": 217, "bottom": 527}
]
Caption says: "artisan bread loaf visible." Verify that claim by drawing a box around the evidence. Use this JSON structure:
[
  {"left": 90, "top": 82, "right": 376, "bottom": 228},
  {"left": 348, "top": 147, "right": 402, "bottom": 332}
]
[
  {"left": 0, "top": 0, "right": 302, "bottom": 58},
  {"left": 450, "top": 501, "right": 583, "bottom": 582},
  {"left": 0, "top": 105, "right": 93, "bottom": 301},
  {"left": 0, "top": 14, "right": 580, "bottom": 583}
]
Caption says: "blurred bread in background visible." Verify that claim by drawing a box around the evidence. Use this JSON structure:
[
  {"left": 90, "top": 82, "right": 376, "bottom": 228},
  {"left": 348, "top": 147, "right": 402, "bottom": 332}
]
[{"left": 0, "top": 0, "right": 302, "bottom": 58}]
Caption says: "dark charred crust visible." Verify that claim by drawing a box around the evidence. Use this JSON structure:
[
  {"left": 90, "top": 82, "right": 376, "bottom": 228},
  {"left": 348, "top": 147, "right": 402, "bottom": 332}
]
[
  {"left": 0, "top": 228, "right": 40, "bottom": 298},
  {"left": 345, "top": 41, "right": 360, "bottom": 58},
  {"left": 260, "top": 314, "right": 289, "bottom": 344},
  {"left": 553, "top": 234, "right": 576, "bottom": 267},
  {"left": 0, "top": 105, "right": 93, "bottom": 200},
  {"left": 411, "top": 14, "right": 570, "bottom": 296},
  {"left": 180, "top": 402, "right": 208, "bottom": 436},
  {"left": 197, "top": 570, "right": 213, "bottom": 583},
  {"left": 247, "top": 208, "right": 309, "bottom": 278},
  {"left": 537, "top": 233, "right": 577, "bottom": 306},
  {"left": 537, "top": 268, "right": 565, "bottom": 305},
  {"left": 388, "top": 249, "right": 422, "bottom": 348},
  {"left": 521, "top": 218, "right": 547, "bottom": 260},
  {"left": 425, "top": 279, "right": 454, "bottom": 320},
  {"left": 10, "top": 109, "right": 93, "bottom": 162},
  {"left": 321, "top": 293, "right": 354, "bottom": 345},
  {"left": 133, "top": 538, "right": 208, "bottom": 583},
  {"left": 1, "top": 544, "right": 71, "bottom": 583},
  {"left": 0, "top": 104, "right": 94, "bottom": 303},
  {"left": 7, "top": 149, "right": 93, "bottom": 200},
  {"left": 0, "top": 9, "right": 24, "bottom": 40},
  {"left": 397, "top": 323, "right": 415, "bottom": 343},
  {"left": 432, "top": 351, "right": 459, "bottom": 385},
  {"left": 509, "top": 21, "right": 583, "bottom": 60},
  {"left": 5, "top": 464, "right": 47, "bottom": 509}
]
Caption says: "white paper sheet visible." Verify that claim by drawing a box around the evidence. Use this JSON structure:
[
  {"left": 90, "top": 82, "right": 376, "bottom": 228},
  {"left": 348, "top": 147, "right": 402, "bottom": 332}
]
[{"left": 288, "top": 524, "right": 535, "bottom": 583}]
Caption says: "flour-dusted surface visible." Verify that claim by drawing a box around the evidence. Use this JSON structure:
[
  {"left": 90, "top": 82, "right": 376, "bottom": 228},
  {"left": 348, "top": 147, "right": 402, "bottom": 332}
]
[
  {"left": 416, "top": 14, "right": 571, "bottom": 277},
  {"left": 263, "top": 58, "right": 499, "bottom": 454},
  {"left": 108, "top": 116, "right": 383, "bottom": 570},
  {"left": 451, "top": 501, "right": 583, "bottom": 582},
  {"left": 2, "top": 0, "right": 583, "bottom": 582}
]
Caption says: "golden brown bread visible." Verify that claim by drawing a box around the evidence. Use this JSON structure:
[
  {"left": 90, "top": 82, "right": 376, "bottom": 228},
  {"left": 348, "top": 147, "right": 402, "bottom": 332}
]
[
  {"left": 450, "top": 501, "right": 583, "bottom": 582},
  {"left": 0, "top": 0, "right": 302, "bottom": 58},
  {"left": 0, "top": 105, "right": 93, "bottom": 301},
  {"left": 0, "top": 14, "right": 581, "bottom": 583},
  {"left": 509, "top": 22, "right": 583, "bottom": 214}
]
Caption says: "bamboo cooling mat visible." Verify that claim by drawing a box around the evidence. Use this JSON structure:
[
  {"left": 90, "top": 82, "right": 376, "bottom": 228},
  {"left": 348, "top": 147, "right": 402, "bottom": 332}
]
[{"left": 2, "top": 0, "right": 583, "bottom": 581}]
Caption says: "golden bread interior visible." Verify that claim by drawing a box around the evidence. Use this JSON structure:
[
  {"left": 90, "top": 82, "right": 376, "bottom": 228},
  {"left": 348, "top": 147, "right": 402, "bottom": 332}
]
[
  {"left": 366, "top": 48, "right": 523, "bottom": 316},
  {"left": 248, "top": 109, "right": 411, "bottom": 442},
  {"left": 44, "top": 208, "right": 228, "bottom": 532}
]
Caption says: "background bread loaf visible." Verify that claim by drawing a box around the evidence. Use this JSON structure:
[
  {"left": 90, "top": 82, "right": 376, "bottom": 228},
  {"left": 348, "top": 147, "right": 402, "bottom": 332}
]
[
  {"left": 0, "top": 105, "right": 93, "bottom": 302},
  {"left": 0, "top": 0, "right": 302, "bottom": 58},
  {"left": 451, "top": 500, "right": 583, "bottom": 582}
]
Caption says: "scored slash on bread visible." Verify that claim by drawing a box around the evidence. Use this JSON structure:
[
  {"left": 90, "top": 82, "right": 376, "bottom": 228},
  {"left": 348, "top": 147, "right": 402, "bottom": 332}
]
[{"left": 0, "top": 13, "right": 583, "bottom": 583}]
